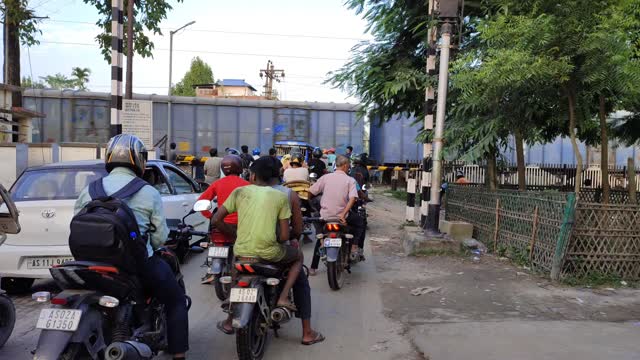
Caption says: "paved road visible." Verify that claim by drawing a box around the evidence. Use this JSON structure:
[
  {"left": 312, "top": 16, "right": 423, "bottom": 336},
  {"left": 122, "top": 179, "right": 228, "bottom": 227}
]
[{"left": 0, "top": 241, "right": 414, "bottom": 359}]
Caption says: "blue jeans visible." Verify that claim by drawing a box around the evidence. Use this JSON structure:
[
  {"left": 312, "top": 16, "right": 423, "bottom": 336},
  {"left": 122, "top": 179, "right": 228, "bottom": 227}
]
[{"left": 140, "top": 255, "right": 189, "bottom": 354}]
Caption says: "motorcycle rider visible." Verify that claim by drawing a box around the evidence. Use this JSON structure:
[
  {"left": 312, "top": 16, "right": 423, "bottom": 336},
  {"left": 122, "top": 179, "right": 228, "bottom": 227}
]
[
  {"left": 308, "top": 147, "right": 327, "bottom": 179},
  {"left": 213, "top": 157, "right": 324, "bottom": 345},
  {"left": 197, "top": 155, "right": 250, "bottom": 283},
  {"left": 308, "top": 155, "right": 365, "bottom": 276},
  {"left": 240, "top": 145, "right": 254, "bottom": 169},
  {"left": 252, "top": 147, "right": 261, "bottom": 160},
  {"left": 350, "top": 153, "right": 370, "bottom": 189},
  {"left": 283, "top": 151, "right": 309, "bottom": 182},
  {"left": 74, "top": 134, "right": 188, "bottom": 359}
]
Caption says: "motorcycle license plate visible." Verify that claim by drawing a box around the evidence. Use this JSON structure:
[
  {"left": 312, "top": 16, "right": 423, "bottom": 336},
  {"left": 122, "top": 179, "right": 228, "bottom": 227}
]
[
  {"left": 229, "top": 288, "right": 258, "bottom": 303},
  {"left": 26, "top": 256, "right": 74, "bottom": 269},
  {"left": 324, "top": 238, "right": 342, "bottom": 247},
  {"left": 36, "top": 309, "right": 82, "bottom": 332},
  {"left": 208, "top": 246, "right": 229, "bottom": 258}
]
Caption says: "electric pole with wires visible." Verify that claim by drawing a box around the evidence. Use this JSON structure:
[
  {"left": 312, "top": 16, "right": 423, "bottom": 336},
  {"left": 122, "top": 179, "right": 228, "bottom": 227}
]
[{"left": 259, "top": 60, "right": 284, "bottom": 100}]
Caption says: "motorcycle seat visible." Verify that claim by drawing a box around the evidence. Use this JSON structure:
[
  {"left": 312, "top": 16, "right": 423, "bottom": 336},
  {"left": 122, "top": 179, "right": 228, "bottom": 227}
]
[
  {"left": 234, "top": 257, "right": 284, "bottom": 277},
  {"left": 50, "top": 261, "right": 143, "bottom": 301}
]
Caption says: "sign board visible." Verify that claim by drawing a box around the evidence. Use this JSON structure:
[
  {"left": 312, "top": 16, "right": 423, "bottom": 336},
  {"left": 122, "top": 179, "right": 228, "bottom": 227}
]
[{"left": 122, "top": 100, "right": 153, "bottom": 147}]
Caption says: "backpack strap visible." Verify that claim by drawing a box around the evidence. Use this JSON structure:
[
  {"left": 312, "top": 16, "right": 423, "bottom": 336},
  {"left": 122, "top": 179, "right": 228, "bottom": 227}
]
[
  {"left": 88, "top": 179, "right": 108, "bottom": 200},
  {"left": 110, "top": 177, "right": 149, "bottom": 200}
]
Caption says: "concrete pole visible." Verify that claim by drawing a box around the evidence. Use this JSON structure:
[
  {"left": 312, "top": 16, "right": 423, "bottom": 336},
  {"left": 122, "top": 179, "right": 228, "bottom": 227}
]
[
  {"left": 110, "top": 0, "right": 124, "bottom": 137},
  {"left": 426, "top": 22, "right": 453, "bottom": 232}
]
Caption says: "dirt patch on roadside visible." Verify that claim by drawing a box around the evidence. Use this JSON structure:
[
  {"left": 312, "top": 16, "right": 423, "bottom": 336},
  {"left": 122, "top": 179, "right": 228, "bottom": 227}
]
[{"left": 366, "top": 188, "right": 640, "bottom": 327}]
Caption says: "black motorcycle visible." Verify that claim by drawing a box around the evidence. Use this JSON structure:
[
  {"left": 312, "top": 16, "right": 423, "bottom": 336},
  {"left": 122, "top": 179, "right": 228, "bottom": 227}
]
[
  {"left": 315, "top": 219, "right": 357, "bottom": 291},
  {"left": 166, "top": 211, "right": 209, "bottom": 264},
  {"left": 225, "top": 256, "right": 299, "bottom": 360},
  {"left": 30, "top": 205, "right": 205, "bottom": 360},
  {"left": 0, "top": 183, "right": 20, "bottom": 348}
]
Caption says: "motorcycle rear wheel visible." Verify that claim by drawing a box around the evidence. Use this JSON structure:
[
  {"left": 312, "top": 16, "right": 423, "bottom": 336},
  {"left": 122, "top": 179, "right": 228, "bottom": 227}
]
[
  {"left": 327, "top": 250, "right": 345, "bottom": 291},
  {"left": 213, "top": 275, "right": 230, "bottom": 301},
  {"left": 236, "top": 307, "right": 268, "bottom": 360},
  {"left": 0, "top": 294, "right": 15, "bottom": 348}
]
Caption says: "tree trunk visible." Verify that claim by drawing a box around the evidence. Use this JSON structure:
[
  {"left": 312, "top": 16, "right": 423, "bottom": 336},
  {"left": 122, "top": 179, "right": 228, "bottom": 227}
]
[
  {"left": 514, "top": 128, "right": 526, "bottom": 190},
  {"left": 628, "top": 157, "right": 637, "bottom": 205},
  {"left": 599, "top": 94, "right": 610, "bottom": 203},
  {"left": 4, "top": 0, "right": 22, "bottom": 107},
  {"left": 486, "top": 146, "right": 498, "bottom": 190},
  {"left": 568, "top": 90, "right": 583, "bottom": 193},
  {"left": 125, "top": 0, "right": 135, "bottom": 99}
]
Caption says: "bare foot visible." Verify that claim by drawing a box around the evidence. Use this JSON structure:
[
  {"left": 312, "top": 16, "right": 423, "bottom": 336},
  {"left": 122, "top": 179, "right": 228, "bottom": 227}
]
[{"left": 309, "top": 268, "right": 317, "bottom": 276}]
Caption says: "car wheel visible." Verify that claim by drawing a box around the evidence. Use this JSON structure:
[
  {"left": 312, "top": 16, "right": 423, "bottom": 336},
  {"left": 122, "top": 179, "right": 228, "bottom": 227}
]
[{"left": 1, "top": 278, "right": 35, "bottom": 295}]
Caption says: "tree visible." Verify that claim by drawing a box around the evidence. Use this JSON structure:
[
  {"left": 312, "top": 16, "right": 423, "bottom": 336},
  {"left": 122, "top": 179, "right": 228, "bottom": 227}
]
[
  {"left": 40, "top": 73, "right": 76, "bottom": 89},
  {"left": 172, "top": 57, "right": 214, "bottom": 97},
  {"left": 21, "top": 76, "right": 45, "bottom": 89},
  {"left": 82, "top": 0, "right": 184, "bottom": 62},
  {"left": 71, "top": 67, "right": 92, "bottom": 90}
]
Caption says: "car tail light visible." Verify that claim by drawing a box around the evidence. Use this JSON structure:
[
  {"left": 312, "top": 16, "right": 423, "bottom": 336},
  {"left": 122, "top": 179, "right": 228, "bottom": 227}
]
[
  {"left": 50, "top": 297, "right": 68, "bottom": 305},
  {"left": 98, "top": 296, "right": 120, "bottom": 308},
  {"left": 32, "top": 291, "right": 51, "bottom": 303}
]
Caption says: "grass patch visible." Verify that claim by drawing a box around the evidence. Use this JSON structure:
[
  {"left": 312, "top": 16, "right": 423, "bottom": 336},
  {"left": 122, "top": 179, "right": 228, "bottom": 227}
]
[
  {"left": 562, "top": 271, "right": 635, "bottom": 288},
  {"left": 413, "top": 248, "right": 462, "bottom": 257},
  {"left": 388, "top": 190, "right": 408, "bottom": 202}
]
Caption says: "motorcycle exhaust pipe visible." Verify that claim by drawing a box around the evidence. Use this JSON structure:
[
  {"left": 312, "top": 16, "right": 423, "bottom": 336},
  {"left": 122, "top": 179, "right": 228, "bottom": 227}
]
[
  {"left": 105, "top": 341, "right": 153, "bottom": 360},
  {"left": 270, "top": 307, "right": 292, "bottom": 324}
]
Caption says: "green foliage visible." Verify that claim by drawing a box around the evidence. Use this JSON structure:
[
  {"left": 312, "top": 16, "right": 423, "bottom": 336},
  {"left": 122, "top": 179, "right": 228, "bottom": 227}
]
[
  {"left": 21, "top": 76, "right": 45, "bottom": 89},
  {"left": 172, "top": 57, "right": 214, "bottom": 97},
  {"left": 22, "top": 67, "right": 93, "bottom": 90},
  {"left": 1, "top": 0, "right": 43, "bottom": 46},
  {"left": 387, "top": 190, "right": 407, "bottom": 202},
  {"left": 563, "top": 271, "right": 626, "bottom": 288},
  {"left": 71, "top": 67, "right": 92, "bottom": 90},
  {"left": 82, "top": 0, "right": 184, "bottom": 62}
]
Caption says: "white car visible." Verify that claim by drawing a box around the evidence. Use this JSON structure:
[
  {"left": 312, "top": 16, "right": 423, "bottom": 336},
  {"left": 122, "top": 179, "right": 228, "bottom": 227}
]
[{"left": 0, "top": 159, "right": 209, "bottom": 293}]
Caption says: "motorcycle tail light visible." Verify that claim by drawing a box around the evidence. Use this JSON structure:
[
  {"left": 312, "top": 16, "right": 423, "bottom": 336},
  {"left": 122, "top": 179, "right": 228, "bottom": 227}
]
[
  {"left": 330, "top": 232, "right": 338, "bottom": 238},
  {"left": 50, "top": 297, "right": 68, "bottom": 305},
  {"left": 32, "top": 291, "right": 51, "bottom": 303},
  {"left": 237, "top": 281, "right": 250, "bottom": 288},
  {"left": 98, "top": 296, "right": 120, "bottom": 308},
  {"left": 266, "top": 278, "right": 280, "bottom": 286},
  {"left": 219, "top": 276, "right": 232, "bottom": 284},
  {"left": 326, "top": 223, "right": 340, "bottom": 231}
]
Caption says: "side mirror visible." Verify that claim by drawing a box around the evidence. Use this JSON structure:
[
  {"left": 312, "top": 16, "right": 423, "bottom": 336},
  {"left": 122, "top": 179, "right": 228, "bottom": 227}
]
[
  {"left": 0, "top": 184, "right": 20, "bottom": 246},
  {"left": 193, "top": 199, "right": 213, "bottom": 212}
]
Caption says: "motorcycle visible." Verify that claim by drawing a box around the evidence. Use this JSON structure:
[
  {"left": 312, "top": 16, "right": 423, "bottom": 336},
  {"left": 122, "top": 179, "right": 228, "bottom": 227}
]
[
  {"left": 283, "top": 179, "right": 318, "bottom": 244},
  {"left": 0, "top": 183, "right": 20, "bottom": 348},
  {"left": 30, "top": 203, "right": 206, "bottom": 360},
  {"left": 196, "top": 200, "right": 297, "bottom": 360},
  {"left": 166, "top": 211, "right": 209, "bottom": 264},
  {"left": 201, "top": 200, "right": 233, "bottom": 301},
  {"left": 309, "top": 217, "right": 357, "bottom": 291}
]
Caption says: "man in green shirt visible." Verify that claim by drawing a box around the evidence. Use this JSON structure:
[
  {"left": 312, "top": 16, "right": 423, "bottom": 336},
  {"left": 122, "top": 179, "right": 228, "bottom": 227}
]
[{"left": 213, "top": 157, "right": 303, "bottom": 310}]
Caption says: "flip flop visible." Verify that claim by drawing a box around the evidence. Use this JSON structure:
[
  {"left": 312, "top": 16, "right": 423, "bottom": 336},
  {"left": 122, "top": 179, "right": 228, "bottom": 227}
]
[
  {"left": 301, "top": 332, "right": 325, "bottom": 345},
  {"left": 217, "top": 320, "right": 235, "bottom": 335},
  {"left": 277, "top": 302, "right": 298, "bottom": 313}
]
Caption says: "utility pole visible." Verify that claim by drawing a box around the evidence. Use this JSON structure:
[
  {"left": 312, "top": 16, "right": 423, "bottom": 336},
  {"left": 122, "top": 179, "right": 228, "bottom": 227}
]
[
  {"left": 167, "top": 20, "right": 195, "bottom": 152},
  {"left": 260, "top": 60, "right": 285, "bottom": 100},
  {"left": 425, "top": 0, "right": 461, "bottom": 233},
  {"left": 110, "top": 0, "right": 124, "bottom": 137},
  {"left": 125, "top": 0, "right": 134, "bottom": 100}
]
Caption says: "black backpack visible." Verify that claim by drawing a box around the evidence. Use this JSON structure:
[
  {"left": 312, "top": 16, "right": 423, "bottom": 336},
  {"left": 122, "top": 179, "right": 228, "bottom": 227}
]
[{"left": 69, "top": 177, "right": 149, "bottom": 274}]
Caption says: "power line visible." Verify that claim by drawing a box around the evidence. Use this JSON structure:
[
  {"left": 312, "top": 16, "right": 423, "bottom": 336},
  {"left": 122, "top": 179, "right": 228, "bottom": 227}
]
[
  {"left": 39, "top": 40, "right": 349, "bottom": 61},
  {"left": 46, "top": 18, "right": 368, "bottom": 41}
]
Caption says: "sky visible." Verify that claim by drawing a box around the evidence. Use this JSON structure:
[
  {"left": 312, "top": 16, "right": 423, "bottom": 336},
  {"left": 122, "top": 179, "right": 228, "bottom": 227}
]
[{"left": 4, "top": 0, "right": 370, "bottom": 103}]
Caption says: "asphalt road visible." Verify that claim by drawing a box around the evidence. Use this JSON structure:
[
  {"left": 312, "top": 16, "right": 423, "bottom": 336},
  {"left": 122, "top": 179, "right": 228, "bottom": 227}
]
[{"left": 0, "top": 240, "right": 413, "bottom": 360}]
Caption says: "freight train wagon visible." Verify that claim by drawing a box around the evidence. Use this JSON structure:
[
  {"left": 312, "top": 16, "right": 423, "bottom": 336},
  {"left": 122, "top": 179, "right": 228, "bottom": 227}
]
[{"left": 23, "top": 90, "right": 365, "bottom": 156}]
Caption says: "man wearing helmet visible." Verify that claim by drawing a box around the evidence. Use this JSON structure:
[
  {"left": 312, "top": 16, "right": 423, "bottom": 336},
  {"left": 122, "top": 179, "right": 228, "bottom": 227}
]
[
  {"left": 350, "top": 153, "right": 370, "bottom": 189},
  {"left": 308, "top": 147, "right": 327, "bottom": 179},
  {"left": 197, "top": 155, "right": 249, "bottom": 240},
  {"left": 74, "top": 134, "right": 189, "bottom": 358},
  {"left": 252, "top": 147, "right": 261, "bottom": 160},
  {"left": 283, "top": 151, "right": 309, "bottom": 182}
]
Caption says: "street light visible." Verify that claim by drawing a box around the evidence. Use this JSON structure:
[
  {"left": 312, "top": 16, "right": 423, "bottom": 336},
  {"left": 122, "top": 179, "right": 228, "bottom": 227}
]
[{"left": 167, "top": 20, "right": 196, "bottom": 153}]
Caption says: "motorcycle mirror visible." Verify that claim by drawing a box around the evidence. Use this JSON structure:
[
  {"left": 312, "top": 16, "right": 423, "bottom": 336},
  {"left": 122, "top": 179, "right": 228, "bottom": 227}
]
[
  {"left": 309, "top": 173, "right": 318, "bottom": 179},
  {"left": 193, "top": 199, "right": 213, "bottom": 212},
  {"left": 0, "top": 183, "right": 20, "bottom": 241}
]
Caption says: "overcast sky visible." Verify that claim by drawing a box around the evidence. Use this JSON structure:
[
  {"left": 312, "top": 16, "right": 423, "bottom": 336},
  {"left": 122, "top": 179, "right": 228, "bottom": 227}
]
[{"left": 4, "top": 0, "right": 370, "bottom": 103}]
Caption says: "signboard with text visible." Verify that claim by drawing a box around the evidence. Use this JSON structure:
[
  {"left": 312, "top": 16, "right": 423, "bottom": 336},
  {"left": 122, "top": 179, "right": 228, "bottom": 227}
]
[{"left": 122, "top": 100, "right": 153, "bottom": 147}]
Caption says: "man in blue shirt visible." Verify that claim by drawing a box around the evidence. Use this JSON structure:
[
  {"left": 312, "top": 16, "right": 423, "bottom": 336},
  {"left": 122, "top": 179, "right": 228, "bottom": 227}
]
[{"left": 74, "top": 134, "right": 188, "bottom": 359}]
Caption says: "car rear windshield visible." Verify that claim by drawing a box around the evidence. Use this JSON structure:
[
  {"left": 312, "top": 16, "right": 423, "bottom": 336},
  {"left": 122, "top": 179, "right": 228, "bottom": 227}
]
[{"left": 11, "top": 167, "right": 107, "bottom": 201}]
